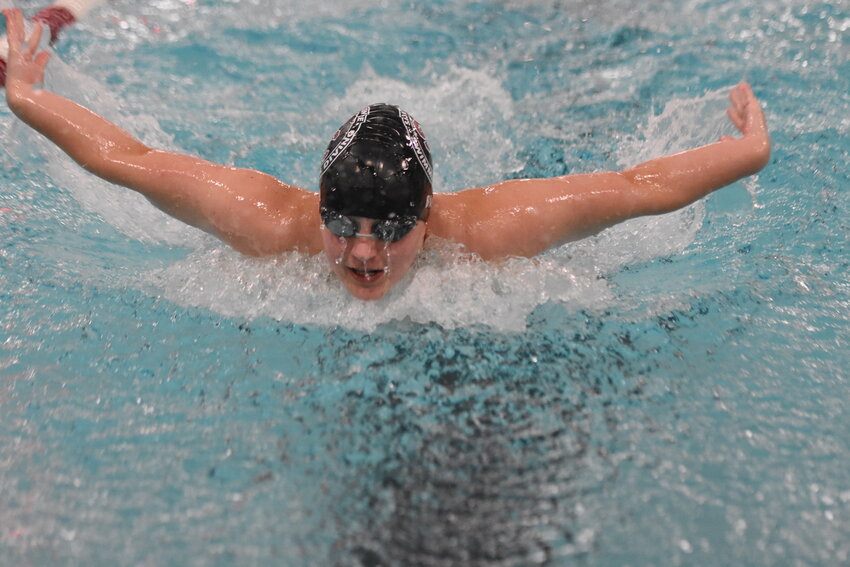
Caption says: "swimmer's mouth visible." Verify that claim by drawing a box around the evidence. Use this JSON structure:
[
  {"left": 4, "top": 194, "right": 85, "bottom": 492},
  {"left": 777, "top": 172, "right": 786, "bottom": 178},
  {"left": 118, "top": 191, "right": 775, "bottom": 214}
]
[{"left": 347, "top": 266, "right": 386, "bottom": 283}]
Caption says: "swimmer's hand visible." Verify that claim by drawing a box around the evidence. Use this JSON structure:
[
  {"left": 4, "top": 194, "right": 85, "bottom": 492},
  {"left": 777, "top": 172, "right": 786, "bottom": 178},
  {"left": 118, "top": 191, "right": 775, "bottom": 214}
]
[
  {"left": 3, "top": 8, "right": 51, "bottom": 95},
  {"left": 722, "top": 83, "right": 771, "bottom": 163}
]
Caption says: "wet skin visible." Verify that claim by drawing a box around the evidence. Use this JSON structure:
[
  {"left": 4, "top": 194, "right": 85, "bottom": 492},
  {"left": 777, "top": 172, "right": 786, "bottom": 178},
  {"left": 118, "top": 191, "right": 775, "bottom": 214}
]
[{"left": 321, "top": 217, "right": 428, "bottom": 301}]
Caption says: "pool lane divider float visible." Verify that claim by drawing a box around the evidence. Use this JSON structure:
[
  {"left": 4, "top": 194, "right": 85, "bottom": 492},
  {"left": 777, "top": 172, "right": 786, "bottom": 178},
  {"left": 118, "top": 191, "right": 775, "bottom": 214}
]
[{"left": 1, "top": 0, "right": 104, "bottom": 87}]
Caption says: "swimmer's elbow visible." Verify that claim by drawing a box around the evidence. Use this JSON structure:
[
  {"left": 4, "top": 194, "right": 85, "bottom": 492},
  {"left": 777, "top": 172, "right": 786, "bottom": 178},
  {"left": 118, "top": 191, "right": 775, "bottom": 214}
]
[
  {"left": 617, "top": 166, "right": 680, "bottom": 217},
  {"left": 106, "top": 142, "right": 155, "bottom": 168},
  {"left": 82, "top": 142, "right": 155, "bottom": 183},
  {"left": 74, "top": 140, "right": 152, "bottom": 174}
]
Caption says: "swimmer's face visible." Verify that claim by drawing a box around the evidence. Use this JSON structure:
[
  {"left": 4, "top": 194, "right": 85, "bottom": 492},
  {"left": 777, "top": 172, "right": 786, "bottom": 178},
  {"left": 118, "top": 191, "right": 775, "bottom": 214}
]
[{"left": 321, "top": 217, "right": 427, "bottom": 301}]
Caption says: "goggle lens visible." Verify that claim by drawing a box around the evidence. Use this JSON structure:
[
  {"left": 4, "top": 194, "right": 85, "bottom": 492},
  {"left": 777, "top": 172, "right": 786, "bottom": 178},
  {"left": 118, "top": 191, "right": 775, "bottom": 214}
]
[{"left": 323, "top": 213, "right": 418, "bottom": 243}]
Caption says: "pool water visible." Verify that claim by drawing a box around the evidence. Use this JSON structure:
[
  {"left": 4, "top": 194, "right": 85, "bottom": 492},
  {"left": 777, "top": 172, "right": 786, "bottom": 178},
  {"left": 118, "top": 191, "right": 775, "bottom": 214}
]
[{"left": 2, "top": 0, "right": 849, "bottom": 564}]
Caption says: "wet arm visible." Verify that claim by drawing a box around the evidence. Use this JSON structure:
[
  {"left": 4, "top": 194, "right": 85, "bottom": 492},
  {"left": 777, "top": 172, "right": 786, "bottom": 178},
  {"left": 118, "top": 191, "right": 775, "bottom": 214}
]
[
  {"left": 434, "top": 83, "right": 770, "bottom": 260},
  {"left": 4, "top": 10, "right": 319, "bottom": 256},
  {"left": 8, "top": 82, "right": 320, "bottom": 255}
]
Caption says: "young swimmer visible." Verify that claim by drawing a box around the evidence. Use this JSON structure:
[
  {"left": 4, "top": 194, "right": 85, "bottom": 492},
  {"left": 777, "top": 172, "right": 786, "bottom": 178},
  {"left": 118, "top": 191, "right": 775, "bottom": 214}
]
[{"left": 3, "top": 9, "right": 770, "bottom": 301}]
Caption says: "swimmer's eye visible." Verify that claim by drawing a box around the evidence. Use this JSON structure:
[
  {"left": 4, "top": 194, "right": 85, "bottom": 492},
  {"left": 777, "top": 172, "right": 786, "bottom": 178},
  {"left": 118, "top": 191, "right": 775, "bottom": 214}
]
[
  {"left": 373, "top": 217, "right": 417, "bottom": 243},
  {"left": 324, "top": 215, "right": 357, "bottom": 239},
  {"left": 322, "top": 212, "right": 417, "bottom": 243}
]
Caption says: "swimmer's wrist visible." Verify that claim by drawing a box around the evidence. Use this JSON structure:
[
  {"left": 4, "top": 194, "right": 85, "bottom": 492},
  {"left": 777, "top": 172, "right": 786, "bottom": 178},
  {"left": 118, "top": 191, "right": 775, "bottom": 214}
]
[
  {"left": 748, "top": 136, "right": 771, "bottom": 172},
  {"left": 725, "top": 133, "right": 771, "bottom": 175},
  {"left": 5, "top": 78, "right": 38, "bottom": 111}
]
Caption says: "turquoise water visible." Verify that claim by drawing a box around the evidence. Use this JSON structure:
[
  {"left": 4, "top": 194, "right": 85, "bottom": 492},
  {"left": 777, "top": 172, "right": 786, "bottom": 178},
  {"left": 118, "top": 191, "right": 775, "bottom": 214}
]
[{"left": 2, "top": 0, "right": 849, "bottom": 564}]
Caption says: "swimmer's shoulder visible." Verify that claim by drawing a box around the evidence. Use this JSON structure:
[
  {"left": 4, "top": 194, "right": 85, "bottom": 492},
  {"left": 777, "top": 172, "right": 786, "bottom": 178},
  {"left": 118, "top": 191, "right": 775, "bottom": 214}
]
[
  {"left": 426, "top": 188, "right": 534, "bottom": 261},
  {"left": 220, "top": 170, "right": 323, "bottom": 257},
  {"left": 427, "top": 190, "right": 512, "bottom": 261},
  {"left": 427, "top": 191, "right": 484, "bottom": 246}
]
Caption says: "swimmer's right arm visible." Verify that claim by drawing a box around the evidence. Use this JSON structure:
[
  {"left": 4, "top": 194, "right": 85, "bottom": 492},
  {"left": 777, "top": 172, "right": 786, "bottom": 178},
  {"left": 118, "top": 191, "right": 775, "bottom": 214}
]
[{"left": 3, "top": 9, "right": 321, "bottom": 256}]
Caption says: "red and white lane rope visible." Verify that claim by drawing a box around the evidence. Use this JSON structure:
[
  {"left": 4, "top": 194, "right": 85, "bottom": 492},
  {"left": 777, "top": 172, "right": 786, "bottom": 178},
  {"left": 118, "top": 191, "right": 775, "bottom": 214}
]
[{"left": 2, "top": 0, "right": 104, "bottom": 87}]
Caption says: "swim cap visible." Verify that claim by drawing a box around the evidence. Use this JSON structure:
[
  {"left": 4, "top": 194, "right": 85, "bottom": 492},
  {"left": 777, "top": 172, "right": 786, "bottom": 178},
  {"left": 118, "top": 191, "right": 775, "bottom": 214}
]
[{"left": 320, "top": 103, "right": 433, "bottom": 222}]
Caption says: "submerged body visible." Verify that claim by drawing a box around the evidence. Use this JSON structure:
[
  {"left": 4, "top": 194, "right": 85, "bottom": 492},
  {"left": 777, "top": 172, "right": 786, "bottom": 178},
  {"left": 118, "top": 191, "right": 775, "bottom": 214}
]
[{"left": 2, "top": 8, "right": 770, "bottom": 300}]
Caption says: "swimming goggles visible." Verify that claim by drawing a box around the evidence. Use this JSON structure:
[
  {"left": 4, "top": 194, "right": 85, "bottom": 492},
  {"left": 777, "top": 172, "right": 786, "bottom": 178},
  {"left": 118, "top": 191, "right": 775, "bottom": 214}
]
[{"left": 322, "top": 211, "right": 419, "bottom": 243}]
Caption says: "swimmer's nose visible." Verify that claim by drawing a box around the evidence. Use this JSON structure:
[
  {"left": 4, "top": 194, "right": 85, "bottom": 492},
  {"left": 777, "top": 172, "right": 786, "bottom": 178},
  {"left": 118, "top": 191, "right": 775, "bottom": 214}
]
[{"left": 350, "top": 233, "right": 380, "bottom": 261}]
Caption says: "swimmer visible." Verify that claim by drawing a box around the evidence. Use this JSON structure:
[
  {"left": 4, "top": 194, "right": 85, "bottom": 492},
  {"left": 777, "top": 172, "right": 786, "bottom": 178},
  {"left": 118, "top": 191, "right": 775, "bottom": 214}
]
[{"left": 2, "top": 8, "right": 770, "bottom": 300}]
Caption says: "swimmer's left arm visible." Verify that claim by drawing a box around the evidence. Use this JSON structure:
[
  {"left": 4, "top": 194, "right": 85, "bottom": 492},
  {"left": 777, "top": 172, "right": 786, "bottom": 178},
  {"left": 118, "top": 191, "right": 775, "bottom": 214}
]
[{"left": 432, "top": 83, "right": 770, "bottom": 260}]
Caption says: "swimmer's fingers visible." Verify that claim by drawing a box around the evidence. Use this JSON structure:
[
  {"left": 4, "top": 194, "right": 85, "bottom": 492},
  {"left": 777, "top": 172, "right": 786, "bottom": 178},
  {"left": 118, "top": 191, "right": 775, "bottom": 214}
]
[
  {"left": 727, "top": 83, "right": 766, "bottom": 137},
  {"left": 22, "top": 49, "right": 52, "bottom": 86},
  {"left": 27, "top": 22, "right": 45, "bottom": 56},
  {"left": 726, "top": 106, "right": 745, "bottom": 133},
  {"left": 35, "top": 50, "right": 51, "bottom": 72},
  {"left": 4, "top": 9, "right": 45, "bottom": 55},
  {"left": 729, "top": 82, "right": 748, "bottom": 108},
  {"left": 3, "top": 9, "right": 25, "bottom": 52},
  {"left": 3, "top": 9, "right": 52, "bottom": 87},
  {"left": 726, "top": 83, "right": 748, "bottom": 133},
  {"left": 742, "top": 85, "right": 768, "bottom": 137}
]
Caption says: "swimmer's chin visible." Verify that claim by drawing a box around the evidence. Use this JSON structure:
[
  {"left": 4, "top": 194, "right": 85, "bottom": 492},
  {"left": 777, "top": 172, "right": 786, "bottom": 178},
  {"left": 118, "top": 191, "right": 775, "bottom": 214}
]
[{"left": 340, "top": 270, "right": 392, "bottom": 300}]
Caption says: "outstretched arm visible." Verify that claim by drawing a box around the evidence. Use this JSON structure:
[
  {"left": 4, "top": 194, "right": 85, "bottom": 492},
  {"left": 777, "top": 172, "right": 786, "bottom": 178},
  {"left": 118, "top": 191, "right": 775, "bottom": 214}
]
[
  {"left": 430, "top": 83, "right": 770, "bottom": 260},
  {"left": 3, "top": 9, "right": 320, "bottom": 256}
]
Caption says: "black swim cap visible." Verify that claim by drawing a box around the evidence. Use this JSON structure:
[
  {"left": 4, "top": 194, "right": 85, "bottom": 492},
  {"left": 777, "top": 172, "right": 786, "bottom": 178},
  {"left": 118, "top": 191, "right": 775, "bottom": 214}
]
[{"left": 320, "top": 103, "right": 433, "bottom": 222}]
